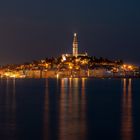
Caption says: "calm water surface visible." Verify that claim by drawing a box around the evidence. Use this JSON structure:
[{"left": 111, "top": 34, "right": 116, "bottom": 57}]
[{"left": 0, "top": 78, "right": 140, "bottom": 140}]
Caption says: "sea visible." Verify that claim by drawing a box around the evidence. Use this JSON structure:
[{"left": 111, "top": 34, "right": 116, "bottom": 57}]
[{"left": 0, "top": 78, "right": 140, "bottom": 140}]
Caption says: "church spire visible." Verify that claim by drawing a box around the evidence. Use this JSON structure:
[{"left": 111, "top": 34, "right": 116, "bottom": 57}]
[{"left": 73, "top": 33, "right": 78, "bottom": 57}]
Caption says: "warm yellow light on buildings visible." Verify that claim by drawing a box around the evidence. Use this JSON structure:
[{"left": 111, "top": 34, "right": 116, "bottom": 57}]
[
  {"left": 75, "top": 66, "right": 79, "bottom": 70},
  {"left": 62, "top": 55, "right": 66, "bottom": 61},
  {"left": 128, "top": 65, "right": 133, "bottom": 69},
  {"left": 57, "top": 74, "right": 59, "bottom": 79},
  {"left": 69, "top": 66, "right": 72, "bottom": 69},
  {"left": 45, "top": 64, "right": 49, "bottom": 68},
  {"left": 123, "top": 65, "right": 126, "bottom": 68}
]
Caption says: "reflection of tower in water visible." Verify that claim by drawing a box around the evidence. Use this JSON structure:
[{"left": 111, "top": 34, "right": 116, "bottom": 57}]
[
  {"left": 121, "top": 79, "right": 133, "bottom": 140},
  {"left": 58, "top": 78, "right": 87, "bottom": 140}
]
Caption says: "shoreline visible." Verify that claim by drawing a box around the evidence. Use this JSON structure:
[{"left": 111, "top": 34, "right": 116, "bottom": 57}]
[{"left": 1, "top": 76, "right": 140, "bottom": 79}]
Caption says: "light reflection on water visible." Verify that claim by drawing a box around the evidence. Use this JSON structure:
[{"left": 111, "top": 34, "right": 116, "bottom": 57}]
[
  {"left": 0, "top": 78, "right": 139, "bottom": 140},
  {"left": 43, "top": 78, "right": 87, "bottom": 140},
  {"left": 58, "top": 78, "right": 87, "bottom": 140},
  {"left": 4, "top": 78, "right": 17, "bottom": 139},
  {"left": 43, "top": 79, "right": 50, "bottom": 140},
  {"left": 121, "top": 79, "right": 133, "bottom": 140}
]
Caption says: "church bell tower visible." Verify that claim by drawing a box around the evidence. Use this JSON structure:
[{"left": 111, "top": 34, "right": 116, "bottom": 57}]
[{"left": 72, "top": 33, "right": 78, "bottom": 57}]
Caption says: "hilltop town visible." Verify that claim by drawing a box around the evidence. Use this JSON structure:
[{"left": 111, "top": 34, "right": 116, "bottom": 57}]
[{"left": 0, "top": 33, "right": 139, "bottom": 78}]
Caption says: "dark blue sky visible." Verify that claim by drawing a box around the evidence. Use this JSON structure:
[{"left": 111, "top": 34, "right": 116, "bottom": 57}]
[{"left": 0, "top": 0, "right": 140, "bottom": 65}]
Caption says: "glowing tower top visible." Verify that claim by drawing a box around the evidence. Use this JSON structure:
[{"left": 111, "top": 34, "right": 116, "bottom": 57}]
[{"left": 73, "top": 33, "right": 78, "bottom": 57}]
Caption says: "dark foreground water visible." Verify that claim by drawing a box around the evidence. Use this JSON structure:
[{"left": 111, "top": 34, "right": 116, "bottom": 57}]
[{"left": 0, "top": 78, "right": 140, "bottom": 140}]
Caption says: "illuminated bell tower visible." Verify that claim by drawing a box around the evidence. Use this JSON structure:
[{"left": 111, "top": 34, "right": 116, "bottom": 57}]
[{"left": 73, "top": 33, "right": 78, "bottom": 57}]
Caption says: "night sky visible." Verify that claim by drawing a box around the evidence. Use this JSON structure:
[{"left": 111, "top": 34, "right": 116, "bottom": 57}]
[{"left": 0, "top": 0, "right": 140, "bottom": 65}]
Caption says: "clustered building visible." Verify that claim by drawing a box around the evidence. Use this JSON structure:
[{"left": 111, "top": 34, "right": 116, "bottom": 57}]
[{"left": 0, "top": 33, "right": 139, "bottom": 78}]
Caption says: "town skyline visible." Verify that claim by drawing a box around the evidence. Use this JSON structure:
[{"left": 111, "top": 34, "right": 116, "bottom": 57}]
[
  {"left": 0, "top": 33, "right": 139, "bottom": 79},
  {"left": 0, "top": 32, "right": 139, "bottom": 66},
  {"left": 0, "top": 0, "right": 140, "bottom": 65},
  {"left": 0, "top": 32, "right": 128, "bottom": 66}
]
